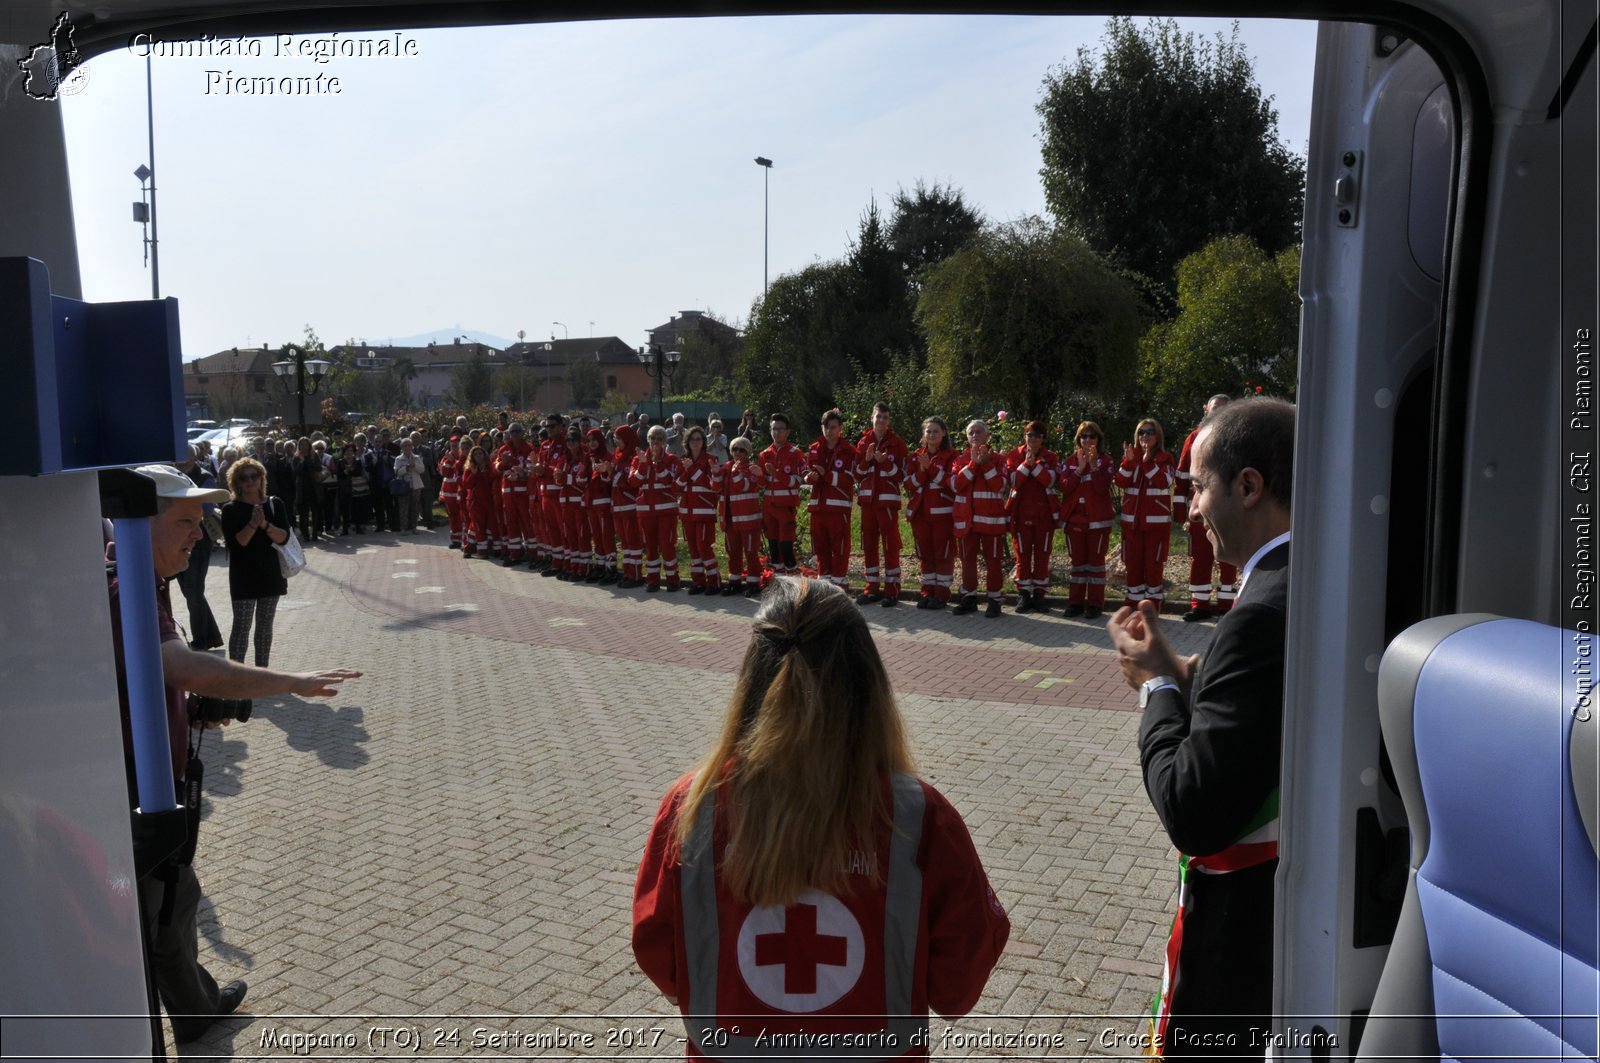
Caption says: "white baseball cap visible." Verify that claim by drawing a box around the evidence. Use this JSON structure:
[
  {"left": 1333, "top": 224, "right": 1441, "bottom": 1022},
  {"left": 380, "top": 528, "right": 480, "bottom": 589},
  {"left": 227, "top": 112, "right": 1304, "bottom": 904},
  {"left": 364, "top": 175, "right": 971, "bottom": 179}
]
[{"left": 133, "top": 464, "right": 231, "bottom": 503}]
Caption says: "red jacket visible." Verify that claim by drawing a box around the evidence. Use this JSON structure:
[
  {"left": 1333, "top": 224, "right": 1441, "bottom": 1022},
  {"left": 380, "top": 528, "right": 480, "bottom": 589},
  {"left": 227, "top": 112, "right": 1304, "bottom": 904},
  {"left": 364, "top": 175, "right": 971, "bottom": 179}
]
[
  {"left": 493, "top": 439, "right": 536, "bottom": 494},
  {"left": 1116, "top": 450, "right": 1176, "bottom": 530},
  {"left": 677, "top": 452, "right": 722, "bottom": 523},
  {"left": 950, "top": 447, "right": 1007, "bottom": 538},
  {"left": 1006, "top": 445, "right": 1059, "bottom": 522},
  {"left": 631, "top": 451, "right": 684, "bottom": 515},
  {"left": 611, "top": 426, "right": 643, "bottom": 514},
  {"left": 562, "top": 447, "right": 589, "bottom": 507},
  {"left": 905, "top": 447, "right": 957, "bottom": 522},
  {"left": 536, "top": 438, "right": 565, "bottom": 497},
  {"left": 806, "top": 437, "right": 858, "bottom": 515},
  {"left": 1174, "top": 427, "right": 1202, "bottom": 526},
  {"left": 633, "top": 771, "right": 1010, "bottom": 1060},
  {"left": 437, "top": 450, "right": 463, "bottom": 503},
  {"left": 1058, "top": 452, "right": 1117, "bottom": 529},
  {"left": 758, "top": 442, "right": 807, "bottom": 516},
  {"left": 854, "top": 429, "right": 909, "bottom": 511},
  {"left": 721, "top": 460, "right": 763, "bottom": 530},
  {"left": 461, "top": 466, "right": 496, "bottom": 511}
]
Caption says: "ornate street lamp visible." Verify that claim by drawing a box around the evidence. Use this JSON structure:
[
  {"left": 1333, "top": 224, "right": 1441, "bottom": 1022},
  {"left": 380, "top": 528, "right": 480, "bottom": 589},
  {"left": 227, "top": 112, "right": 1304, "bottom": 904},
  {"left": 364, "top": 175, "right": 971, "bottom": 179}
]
[
  {"left": 271, "top": 344, "right": 333, "bottom": 435},
  {"left": 636, "top": 345, "right": 682, "bottom": 422}
]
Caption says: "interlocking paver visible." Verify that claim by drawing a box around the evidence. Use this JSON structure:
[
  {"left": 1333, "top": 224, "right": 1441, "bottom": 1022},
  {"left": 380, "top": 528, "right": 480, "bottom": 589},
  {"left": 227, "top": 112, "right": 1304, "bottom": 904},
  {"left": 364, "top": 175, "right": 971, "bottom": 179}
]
[{"left": 169, "top": 529, "right": 1218, "bottom": 1059}]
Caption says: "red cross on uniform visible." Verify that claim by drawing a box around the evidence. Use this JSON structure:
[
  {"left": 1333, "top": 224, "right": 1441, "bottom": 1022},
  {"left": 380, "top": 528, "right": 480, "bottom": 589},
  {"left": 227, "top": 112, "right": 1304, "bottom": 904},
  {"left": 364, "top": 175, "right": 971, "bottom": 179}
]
[{"left": 754, "top": 902, "right": 849, "bottom": 994}]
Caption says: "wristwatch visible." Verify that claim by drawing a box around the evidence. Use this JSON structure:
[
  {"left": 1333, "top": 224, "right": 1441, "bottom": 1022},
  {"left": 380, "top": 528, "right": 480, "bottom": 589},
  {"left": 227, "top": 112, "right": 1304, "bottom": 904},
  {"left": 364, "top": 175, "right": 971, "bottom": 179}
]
[{"left": 1139, "top": 675, "right": 1179, "bottom": 708}]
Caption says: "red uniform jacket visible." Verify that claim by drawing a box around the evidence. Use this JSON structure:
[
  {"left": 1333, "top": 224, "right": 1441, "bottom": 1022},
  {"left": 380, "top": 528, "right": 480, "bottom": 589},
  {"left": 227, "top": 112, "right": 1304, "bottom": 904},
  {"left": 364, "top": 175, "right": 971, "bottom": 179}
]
[
  {"left": 758, "top": 442, "right": 807, "bottom": 517},
  {"left": 905, "top": 447, "right": 957, "bottom": 522},
  {"left": 677, "top": 452, "right": 722, "bottom": 523},
  {"left": 611, "top": 426, "right": 643, "bottom": 515},
  {"left": 806, "top": 438, "right": 859, "bottom": 515},
  {"left": 1174, "top": 427, "right": 1202, "bottom": 526},
  {"left": 854, "top": 429, "right": 909, "bottom": 511},
  {"left": 950, "top": 448, "right": 1007, "bottom": 538},
  {"left": 1058, "top": 453, "right": 1117, "bottom": 529},
  {"left": 461, "top": 466, "right": 496, "bottom": 510},
  {"left": 1006, "top": 445, "right": 1059, "bottom": 522},
  {"left": 494, "top": 439, "right": 535, "bottom": 495},
  {"left": 536, "top": 438, "right": 565, "bottom": 498},
  {"left": 1116, "top": 450, "right": 1176, "bottom": 530},
  {"left": 721, "top": 461, "right": 763, "bottom": 530},
  {"left": 631, "top": 452, "right": 685, "bottom": 515},
  {"left": 437, "top": 450, "right": 463, "bottom": 503},
  {"left": 562, "top": 448, "right": 589, "bottom": 507},
  {"left": 633, "top": 771, "right": 1010, "bottom": 1060}
]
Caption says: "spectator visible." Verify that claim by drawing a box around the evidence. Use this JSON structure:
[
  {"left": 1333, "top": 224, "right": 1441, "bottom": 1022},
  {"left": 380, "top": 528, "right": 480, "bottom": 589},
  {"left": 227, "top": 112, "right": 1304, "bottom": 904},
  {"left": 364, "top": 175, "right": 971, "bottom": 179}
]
[
  {"left": 735, "top": 408, "right": 759, "bottom": 445},
  {"left": 311, "top": 439, "right": 337, "bottom": 538},
  {"left": 392, "top": 439, "right": 426, "bottom": 534},
  {"left": 114, "top": 464, "right": 358, "bottom": 1042},
  {"left": 665, "top": 412, "right": 688, "bottom": 457},
  {"left": 293, "top": 437, "right": 321, "bottom": 543},
  {"left": 219, "top": 458, "right": 289, "bottom": 667},
  {"left": 454, "top": 414, "right": 469, "bottom": 437},
  {"left": 174, "top": 445, "right": 224, "bottom": 650},
  {"left": 217, "top": 446, "right": 239, "bottom": 484},
  {"left": 705, "top": 419, "right": 731, "bottom": 463},
  {"left": 336, "top": 443, "right": 363, "bottom": 534},
  {"left": 633, "top": 578, "right": 1009, "bottom": 1053},
  {"left": 412, "top": 431, "right": 441, "bottom": 529}
]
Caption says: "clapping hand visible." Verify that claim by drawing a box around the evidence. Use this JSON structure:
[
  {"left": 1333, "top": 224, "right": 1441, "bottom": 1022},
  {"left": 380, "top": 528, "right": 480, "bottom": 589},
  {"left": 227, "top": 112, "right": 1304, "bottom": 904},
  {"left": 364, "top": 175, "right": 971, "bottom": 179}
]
[{"left": 1123, "top": 442, "right": 1138, "bottom": 463}]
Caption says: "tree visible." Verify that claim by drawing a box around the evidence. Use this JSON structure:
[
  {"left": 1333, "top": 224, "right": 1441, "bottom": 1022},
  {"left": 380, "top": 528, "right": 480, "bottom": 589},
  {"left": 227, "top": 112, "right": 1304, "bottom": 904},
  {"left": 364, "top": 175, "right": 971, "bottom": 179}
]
[
  {"left": 832, "top": 351, "right": 936, "bottom": 441},
  {"left": 448, "top": 351, "right": 494, "bottom": 407},
  {"left": 888, "top": 180, "right": 984, "bottom": 285},
  {"left": 391, "top": 357, "right": 418, "bottom": 411},
  {"left": 670, "top": 309, "right": 745, "bottom": 394},
  {"left": 1037, "top": 17, "right": 1304, "bottom": 294},
  {"left": 917, "top": 217, "right": 1144, "bottom": 421},
  {"left": 568, "top": 353, "right": 604, "bottom": 409},
  {"left": 1139, "top": 236, "right": 1300, "bottom": 433}
]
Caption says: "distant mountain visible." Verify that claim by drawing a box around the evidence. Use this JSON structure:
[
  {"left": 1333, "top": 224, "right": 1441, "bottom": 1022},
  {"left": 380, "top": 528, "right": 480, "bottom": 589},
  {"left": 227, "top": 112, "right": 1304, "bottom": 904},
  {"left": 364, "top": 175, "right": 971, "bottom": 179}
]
[{"left": 374, "top": 327, "right": 517, "bottom": 350}]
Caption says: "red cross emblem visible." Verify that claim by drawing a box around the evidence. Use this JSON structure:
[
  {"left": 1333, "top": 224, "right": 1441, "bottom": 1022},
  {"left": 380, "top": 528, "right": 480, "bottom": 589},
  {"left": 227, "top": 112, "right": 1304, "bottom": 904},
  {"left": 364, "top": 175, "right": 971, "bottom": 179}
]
[
  {"left": 736, "top": 890, "right": 864, "bottom": 1011},
  {"left": 755, "top": 902, "right": 849, "bottom": 994}
]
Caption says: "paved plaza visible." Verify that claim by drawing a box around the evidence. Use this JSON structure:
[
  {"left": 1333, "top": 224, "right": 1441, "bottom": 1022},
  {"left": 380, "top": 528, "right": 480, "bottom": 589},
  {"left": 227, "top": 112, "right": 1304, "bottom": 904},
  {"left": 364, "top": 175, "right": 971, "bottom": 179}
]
[{"left": 175, "top": 528, "right": 1217, "bottom": 1060}]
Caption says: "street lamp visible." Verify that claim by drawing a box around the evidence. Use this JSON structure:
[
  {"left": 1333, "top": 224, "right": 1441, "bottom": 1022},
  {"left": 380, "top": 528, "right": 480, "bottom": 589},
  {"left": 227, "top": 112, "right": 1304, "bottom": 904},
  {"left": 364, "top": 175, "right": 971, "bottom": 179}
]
[
  {"left": 271, "top": 344, "right": 333, "bottom": 435},
  {"left": 754, "top": 156, "right": 772, "bottom": 296},
  {"left": 517, "top": 329, "right": 526, "bottom": 411},
  {"left": 636, "top": 345, "right": 682, "bottom": 422},
  {"left": 129, "top": 54, "right": 161, "bottom": 298},
  {"left": 552, "top": 321, "right": 568, "bottom": 340}
]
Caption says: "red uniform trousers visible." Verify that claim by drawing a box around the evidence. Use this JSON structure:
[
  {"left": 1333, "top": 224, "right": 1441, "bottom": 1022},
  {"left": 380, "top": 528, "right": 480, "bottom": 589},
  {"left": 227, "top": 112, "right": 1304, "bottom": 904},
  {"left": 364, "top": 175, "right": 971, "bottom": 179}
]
[
  {"left": 500, "top": 488, "right": 532, "bottom": 560},
  {"left": 564, "top": 501, "right": 590, "bottom": 572},
  {"left": 1186, "top": 520, "right": 1237, "bottom": 612},
  {"left": 465, "top": 498, "right": 499, "bottom": 557},
  {"left": 1065, "top": 522, "right": 1112, "bottom": 607},
  {"left": 860, "top": 505, "right": 903, "bottom": 597},
  {"left": 724, "top": 520, "right": 763, "bottom": 587},
  {"left": 762, "top": 507, "right": 798, "bottom": 575},
  {"left": 441, "top": 494, "right": 463, "bottom": 548},
  {"left": 960, "top": 532, "right": 1006, "bottom": 598},
  {"left": 588, "top": 504, "right": 616, "bottom": 571},
  {"left": 642, "top": 509, "right": 680, "bottom": 588},
  {"left": 615, "top": 506, "right": 644, "bottom": 580},
  {"left": 911, "top": 515, "right": 955, "bottom": 602},
  {"left": 810, "top": 510, "right": 851, "bottom": 588},
  {"left": 1122, "top": 525, "right": 1171, "bottom": 603},
  {"left": 682, "top": 518, "right": 720, "bottom": 589},
  {"left": 1011, "top": 504, "right": 1055, "bottom": 596},
  {"left": 541, "top": 494, "right": 566, "bottom": 568},
  {"left": 526, "top": 493, "right": 548, "bottom": 562}
]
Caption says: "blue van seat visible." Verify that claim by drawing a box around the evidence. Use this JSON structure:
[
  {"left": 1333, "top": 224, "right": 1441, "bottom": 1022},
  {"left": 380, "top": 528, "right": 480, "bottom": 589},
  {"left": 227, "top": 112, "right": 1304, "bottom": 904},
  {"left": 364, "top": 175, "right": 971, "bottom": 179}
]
[{"left": 1362, "top": 615, "right": 1598, "bottom": 1063}]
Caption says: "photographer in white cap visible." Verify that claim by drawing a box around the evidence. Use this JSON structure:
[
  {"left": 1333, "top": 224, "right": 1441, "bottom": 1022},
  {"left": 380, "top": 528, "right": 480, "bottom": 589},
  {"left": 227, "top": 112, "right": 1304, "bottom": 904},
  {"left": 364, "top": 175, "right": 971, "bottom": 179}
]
[{"left": 112, "top": 465, "right": 360, "bottom": 1042}]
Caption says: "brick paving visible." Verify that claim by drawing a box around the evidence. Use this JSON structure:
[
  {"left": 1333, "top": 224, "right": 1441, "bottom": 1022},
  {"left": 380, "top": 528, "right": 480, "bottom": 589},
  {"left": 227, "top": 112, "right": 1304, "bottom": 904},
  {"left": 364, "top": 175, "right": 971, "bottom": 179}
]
[{"left": 175, "top": 528, "right": 1218, "bottom": 1061}]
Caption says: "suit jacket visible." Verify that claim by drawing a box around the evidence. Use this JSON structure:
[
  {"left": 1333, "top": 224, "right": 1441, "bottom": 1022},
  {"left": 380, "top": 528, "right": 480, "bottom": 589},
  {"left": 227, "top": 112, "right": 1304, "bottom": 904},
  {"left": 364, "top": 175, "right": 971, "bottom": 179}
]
[{"left": 1138, "top": 541, "right": 1289, "bottom": 857}]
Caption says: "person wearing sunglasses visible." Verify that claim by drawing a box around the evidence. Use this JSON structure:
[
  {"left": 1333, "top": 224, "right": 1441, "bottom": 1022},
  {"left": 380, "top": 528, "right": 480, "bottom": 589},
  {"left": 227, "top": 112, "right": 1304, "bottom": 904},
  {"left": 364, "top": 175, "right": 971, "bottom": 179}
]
[
  {"left": 1116, "top": 418, "right": 1176, "bottom": 608},
  {"left": 1059, "top": 422, "right": 1118, "bottom": 618},
  {"left": 219, "top": 457, "right": 289, "bottom": 667}
]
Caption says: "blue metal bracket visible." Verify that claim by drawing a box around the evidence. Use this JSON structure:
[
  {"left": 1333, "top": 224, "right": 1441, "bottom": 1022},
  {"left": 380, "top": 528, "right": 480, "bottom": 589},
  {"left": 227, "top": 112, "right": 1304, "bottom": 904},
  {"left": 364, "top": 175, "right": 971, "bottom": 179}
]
[{"left": 0, "top": 256, "right": 184, "bottom": 475}]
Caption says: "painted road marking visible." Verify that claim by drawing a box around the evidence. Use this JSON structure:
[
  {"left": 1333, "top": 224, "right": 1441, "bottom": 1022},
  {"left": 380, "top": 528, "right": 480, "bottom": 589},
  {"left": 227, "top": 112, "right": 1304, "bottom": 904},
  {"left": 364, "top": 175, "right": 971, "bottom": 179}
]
[
  {"left": 392, "top": 572, "right": 418, "bottom": 579},
  {"left": 416, "top": 586, "right": 444, "bottom": 594},
  {"left": 549, "top": 618, "right": 587, "bottom": 627},
  {"left": 676, "top": 630, "right": 720, "bottom": 643}
]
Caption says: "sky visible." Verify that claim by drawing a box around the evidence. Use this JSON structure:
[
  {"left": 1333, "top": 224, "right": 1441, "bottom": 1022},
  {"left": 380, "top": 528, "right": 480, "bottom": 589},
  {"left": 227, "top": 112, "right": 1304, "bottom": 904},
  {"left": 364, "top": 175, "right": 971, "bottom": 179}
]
[{"left": 61, "top": 14, "right": 1319, "bottom": 361}]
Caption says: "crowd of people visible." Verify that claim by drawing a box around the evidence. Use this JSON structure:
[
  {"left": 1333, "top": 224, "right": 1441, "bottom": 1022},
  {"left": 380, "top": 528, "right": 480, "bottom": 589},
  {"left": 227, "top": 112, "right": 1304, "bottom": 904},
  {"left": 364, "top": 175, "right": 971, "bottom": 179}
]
[{"left": 421, "top": 399, "right": 1238, "bottom": 623}]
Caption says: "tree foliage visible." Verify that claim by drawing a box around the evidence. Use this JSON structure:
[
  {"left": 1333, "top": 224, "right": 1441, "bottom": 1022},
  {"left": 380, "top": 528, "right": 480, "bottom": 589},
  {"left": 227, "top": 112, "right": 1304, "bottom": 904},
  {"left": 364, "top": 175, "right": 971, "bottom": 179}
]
[
  {"left": 1139, "top": 235, "right": 1300, "bottom": 434},
  {"left": 736, "top": 200, "right": 919, "bottom": 421},
  {"left": 832, "top": 351, "right": 936, "bottom": 441},
  {"left": 448, "top": 351, "right": 494, "bottom": 408},
  {"left": 1037, "top": 17, "right": 1304, "bottom": 293},
  {"left": 888, "top": 180, "right": 984, "bottom": 286},
  {"left": 916, "top": 217, "right": 1144, "bottom": 422},
  {"left": 669, "top": 309, "right": 744, "bottom": 395},
  {"left": 567, "top": 354, "right": 604, "bottom": 408}
]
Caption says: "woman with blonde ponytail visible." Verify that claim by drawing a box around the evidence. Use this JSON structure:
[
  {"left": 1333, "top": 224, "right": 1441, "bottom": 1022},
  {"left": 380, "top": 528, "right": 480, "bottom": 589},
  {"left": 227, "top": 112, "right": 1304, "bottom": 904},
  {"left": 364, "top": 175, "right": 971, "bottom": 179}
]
[{"left": 633, "top": 577, "right": 1009, "bottom": 1059}]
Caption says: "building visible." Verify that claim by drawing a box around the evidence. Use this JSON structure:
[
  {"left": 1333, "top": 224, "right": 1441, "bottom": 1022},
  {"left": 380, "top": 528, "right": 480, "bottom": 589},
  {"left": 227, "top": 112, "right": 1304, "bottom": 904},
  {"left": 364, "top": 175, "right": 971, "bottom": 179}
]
[
  {"left": 328, "top": 337, "right": 509, "bottom": 412},
  {"left": 183, "top": 345, "right": 279, "bottom": 423},
  {"left": 644, "top": 309, "right": 743, "bottom": 353},
  {"left": 502, "top": 336, "right": 653, "bottom": 411}
]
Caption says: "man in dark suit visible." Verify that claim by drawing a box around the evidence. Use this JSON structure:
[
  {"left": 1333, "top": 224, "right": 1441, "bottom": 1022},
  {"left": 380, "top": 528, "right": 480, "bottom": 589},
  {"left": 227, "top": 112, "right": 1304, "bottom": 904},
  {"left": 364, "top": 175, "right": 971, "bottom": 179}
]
[{"left": 1107, "top": 397, "right": 1294, "bottom": 1059}]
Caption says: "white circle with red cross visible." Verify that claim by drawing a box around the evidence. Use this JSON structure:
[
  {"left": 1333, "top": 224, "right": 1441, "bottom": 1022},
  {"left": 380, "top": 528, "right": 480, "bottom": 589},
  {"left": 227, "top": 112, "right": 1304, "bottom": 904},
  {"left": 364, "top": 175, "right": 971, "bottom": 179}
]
[{"left": 735, "top": 890, "right": 865, "bottom": 1012}]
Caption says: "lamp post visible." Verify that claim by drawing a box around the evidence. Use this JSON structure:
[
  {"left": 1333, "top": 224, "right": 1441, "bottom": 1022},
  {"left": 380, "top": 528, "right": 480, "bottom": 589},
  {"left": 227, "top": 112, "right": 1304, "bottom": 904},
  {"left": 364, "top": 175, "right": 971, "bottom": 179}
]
[
  {"left": 636, "top": 345, "right": 682, "bottom": 422},
  {"left": 754, "top": 156, "right": 772, "bottom": 296},
  {"left": 517, "top": 329, "right": 526, "bottom": 412},
  {"left": 270, "top": 344, "right": 333, "bottom": 435},
  {"left": 552, "top": 321, "right": 568, "bottom": 340}
]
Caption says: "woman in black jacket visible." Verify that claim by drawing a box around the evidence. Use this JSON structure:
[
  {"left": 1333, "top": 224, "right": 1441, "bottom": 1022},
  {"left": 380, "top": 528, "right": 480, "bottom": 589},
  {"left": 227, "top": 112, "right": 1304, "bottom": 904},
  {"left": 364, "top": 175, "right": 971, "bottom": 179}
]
[{"left": 220, "top": 457, "right": 290, "bottom": 667}]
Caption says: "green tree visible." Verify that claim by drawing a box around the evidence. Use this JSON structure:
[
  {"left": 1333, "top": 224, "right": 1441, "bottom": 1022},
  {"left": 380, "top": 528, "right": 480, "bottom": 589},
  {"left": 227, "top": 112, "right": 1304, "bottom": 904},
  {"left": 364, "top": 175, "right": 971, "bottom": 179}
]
[
  {"left": 917, "top": 217, "right": 1144, "bottom": 421},
  {"left": 391, "top": 356, "right": 418, "bottom": 411},
  {"left": 1037, "top": 17, "right": 1304, "bottom": 294},
  {"left": 568, "top": 353, "right": 604, "bottom": 409},
  {"left": 669, "top": 309, "right": 745, "bottom": 394},
  {"left": 448, "top": 351, "right": 494, "bottom": 407},
  {"left": 888, "top": 180, "right": 984, "bottom": 286},
  {"left": 832, "top": 351, "right": 936, "bottom": 442},
  {"left": 1139, "top": 236, "right": 1300, "bottom": 433}
]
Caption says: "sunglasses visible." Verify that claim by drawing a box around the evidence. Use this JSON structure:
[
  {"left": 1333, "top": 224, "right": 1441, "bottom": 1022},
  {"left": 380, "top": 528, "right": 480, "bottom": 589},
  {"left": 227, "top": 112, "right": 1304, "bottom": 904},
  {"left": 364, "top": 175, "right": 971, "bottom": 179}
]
[
  {"left": 1137, "top": 429, "right": 1157, "bottom": 437},
  {"left": 236, "top": 471, "right": 261, "bottom": 481}
]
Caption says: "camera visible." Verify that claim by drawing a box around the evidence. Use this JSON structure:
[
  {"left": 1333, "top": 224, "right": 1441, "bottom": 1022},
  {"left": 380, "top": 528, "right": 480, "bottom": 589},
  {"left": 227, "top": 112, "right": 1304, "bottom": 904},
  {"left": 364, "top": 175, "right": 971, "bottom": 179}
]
[{"left": 187, "top": 693, "right": 252, "bottom": 724}]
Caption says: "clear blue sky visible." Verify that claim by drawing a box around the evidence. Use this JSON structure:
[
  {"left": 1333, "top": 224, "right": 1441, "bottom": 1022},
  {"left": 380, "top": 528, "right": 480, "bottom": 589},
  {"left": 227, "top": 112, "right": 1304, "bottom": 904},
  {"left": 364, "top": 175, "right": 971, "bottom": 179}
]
[{"left": 62, "top": 14, "right": 1318, "bottom": 361}]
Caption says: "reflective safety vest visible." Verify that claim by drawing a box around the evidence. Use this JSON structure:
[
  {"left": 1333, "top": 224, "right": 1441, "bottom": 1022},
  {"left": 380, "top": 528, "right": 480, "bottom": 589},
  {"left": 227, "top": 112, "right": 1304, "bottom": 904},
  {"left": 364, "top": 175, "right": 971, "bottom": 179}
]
[
  {"left": 677, "top": 774, "right": 930, "bottom": 1061},
  {"left": 1116, "top": 452, "right": 1175, "bottom": 530},
  {"left": 722, "top": 464, "right": 763, "bottom": 527}
]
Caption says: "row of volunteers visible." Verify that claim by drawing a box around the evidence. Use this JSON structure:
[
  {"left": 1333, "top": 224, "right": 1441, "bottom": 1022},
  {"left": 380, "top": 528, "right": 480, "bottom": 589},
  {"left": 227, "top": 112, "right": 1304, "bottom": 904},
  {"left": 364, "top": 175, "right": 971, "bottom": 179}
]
[{"left": 428, "top": 400, "right": 1236, "bottom": 621}]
